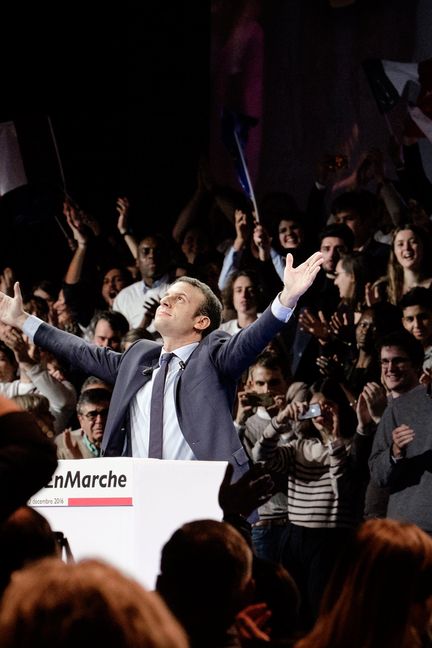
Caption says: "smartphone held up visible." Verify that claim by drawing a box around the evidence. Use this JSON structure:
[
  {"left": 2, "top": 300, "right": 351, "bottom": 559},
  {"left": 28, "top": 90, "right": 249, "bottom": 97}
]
[{"left": 298, "top": 402, "right": 322, "bottom": 420}]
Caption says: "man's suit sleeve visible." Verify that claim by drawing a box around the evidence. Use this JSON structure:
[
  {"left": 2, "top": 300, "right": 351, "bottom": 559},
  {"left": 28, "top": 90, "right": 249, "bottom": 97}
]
[
  {"left": 212, "top": 305, "right": 289, "bottom": 380},
  {"left": 34, "top": 322, "right": 122, "bottom": 384}
]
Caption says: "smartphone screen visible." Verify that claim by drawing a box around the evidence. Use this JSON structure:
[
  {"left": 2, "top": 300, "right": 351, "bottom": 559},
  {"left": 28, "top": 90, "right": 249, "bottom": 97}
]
[{"left": 298, "top": 402, "right": 322, "bottom": 420}]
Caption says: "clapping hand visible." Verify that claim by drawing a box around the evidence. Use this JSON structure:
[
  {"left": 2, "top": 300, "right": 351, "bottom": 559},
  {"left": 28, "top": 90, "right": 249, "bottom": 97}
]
[
  {"left": 316, "top": 354, "right": 343, "bottom": 380},
  {"left": 298, "top": 309, "right": 331, "bottom": 342},
  {"left": 236, "top": 603, "right": 272, "bottom": 643},
  {"left": 64, "top": 429, "right": 85, "bottom": 459},
  {"left": 391, "top": 424, "right": 415, "bottom": 459},
  {"left": 356, "top": 382, "right": 387, "bottom": 430}
]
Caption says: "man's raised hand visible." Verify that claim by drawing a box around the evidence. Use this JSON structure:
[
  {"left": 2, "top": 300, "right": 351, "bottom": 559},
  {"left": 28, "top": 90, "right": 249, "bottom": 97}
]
[
  {"left": 281, "top": 251, "right": 323, "bottom": 309},
  {"left": 0, "top": 282, "right": 28, "bottom": 330}
]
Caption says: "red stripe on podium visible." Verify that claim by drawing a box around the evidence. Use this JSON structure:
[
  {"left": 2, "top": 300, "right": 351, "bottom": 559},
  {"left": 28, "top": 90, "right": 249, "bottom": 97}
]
[{"left": 68, "top": 497, "right": 133, "bottom": 507}]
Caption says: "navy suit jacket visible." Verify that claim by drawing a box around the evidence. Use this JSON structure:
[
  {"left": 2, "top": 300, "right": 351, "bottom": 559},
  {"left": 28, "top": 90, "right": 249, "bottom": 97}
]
[{"left": 34, "top": 305, "right": 287, "bottom": 478}]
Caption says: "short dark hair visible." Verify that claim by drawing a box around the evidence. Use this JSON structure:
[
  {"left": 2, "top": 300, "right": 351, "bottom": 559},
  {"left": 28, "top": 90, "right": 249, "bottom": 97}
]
[
  {"left": 399, "top": 287, "right": 432, "bottom": 312},
  {"left": 101, "top": 265, "right": 133, "bottom": 285},
  {"left": 331, "top": 190, "right": 378, "bottom": 221},
  {"left": 318, "top": 223, "right": 355, "bottom": 250},
  {"left": 77, "top": 388, "right": 112, "bottom": 415},
  {"left": 157, "top": 520, "right": 252, "bottom": 638},
  {"left": 0, "top": 507, "right": 58, "bottom": 594},
  {"left": 80, "top": 376, "right": 113, "bottom": 393},
  {"left": 87, "top": 310, "right": 130, "bottom": 339},
  {"left": 138, "top": 233, "right": 170, "bottom": 253},
  {"left": 250, "top": 351, "right": 289, "bottom": 378},
  {"left": 171, "top": 276, "right": 222, "bottom": 337},
  {"left": 377, "top": 330, "right": 424, "bottom": 370}
]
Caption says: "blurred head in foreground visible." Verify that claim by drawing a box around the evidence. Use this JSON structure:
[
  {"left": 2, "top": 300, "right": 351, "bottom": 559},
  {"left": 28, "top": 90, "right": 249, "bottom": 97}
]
[{"left": 0, "top": 557, "right": 188, "bottom": 648}]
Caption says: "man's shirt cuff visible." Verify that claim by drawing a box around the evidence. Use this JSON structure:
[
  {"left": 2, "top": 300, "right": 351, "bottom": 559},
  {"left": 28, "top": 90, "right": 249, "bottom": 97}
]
[
  {"left": 22, "top": 315, "right": 44, "bottom": 342},
  {"left": 271, "top": 294, "right": 294, "bottom": 323}
]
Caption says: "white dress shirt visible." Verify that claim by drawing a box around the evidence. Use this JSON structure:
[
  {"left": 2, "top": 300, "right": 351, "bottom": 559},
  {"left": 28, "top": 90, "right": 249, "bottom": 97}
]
[{"left": 129, "top": 342, "right": 199, "bottom": 459}]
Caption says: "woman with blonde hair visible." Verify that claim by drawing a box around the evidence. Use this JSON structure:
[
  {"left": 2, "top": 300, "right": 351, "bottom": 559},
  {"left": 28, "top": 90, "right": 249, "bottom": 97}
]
[
  {"left": 11, "top": 393, "right": 55, "bottom": 439},
  {"left": 296, "top": 518, "right": 432, "bottom": 648},
  {"left": 386, "top": 224, "right": 432, "bottom": 305}
]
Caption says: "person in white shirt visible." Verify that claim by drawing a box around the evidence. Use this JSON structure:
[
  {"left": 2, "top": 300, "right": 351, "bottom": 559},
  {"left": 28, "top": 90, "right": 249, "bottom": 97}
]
[
  {"left": 219, "top": 269, "right": 262, "bottom": 335},
  {"left": 113, "top": 235, "right": 172, "bottom": 331}
]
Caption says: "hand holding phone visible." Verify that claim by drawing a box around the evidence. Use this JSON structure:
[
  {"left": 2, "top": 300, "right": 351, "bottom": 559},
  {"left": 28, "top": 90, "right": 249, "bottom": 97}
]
[{"left": 298, "top": 402, "right": 322, "bottom": 420}]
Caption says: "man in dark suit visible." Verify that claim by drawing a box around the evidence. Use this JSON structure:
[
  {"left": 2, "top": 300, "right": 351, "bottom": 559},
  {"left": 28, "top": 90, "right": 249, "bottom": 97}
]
[{"left": 0, "top": 252, "right": 322, "bottom": 477}]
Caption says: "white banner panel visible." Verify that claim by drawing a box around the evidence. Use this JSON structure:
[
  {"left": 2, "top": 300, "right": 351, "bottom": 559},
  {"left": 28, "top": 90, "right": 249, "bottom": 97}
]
[{"left": 30, "top": 457, "right": 227, "bottom": 589}]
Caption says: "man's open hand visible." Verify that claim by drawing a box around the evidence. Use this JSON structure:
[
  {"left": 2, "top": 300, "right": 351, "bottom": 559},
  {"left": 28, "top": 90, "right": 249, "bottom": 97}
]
[
  {"left": 0, "top": 282, "right": 28, "bottom": 330},
  {"left": 280, "top": 251, "right": 323, "bottom": 309}
]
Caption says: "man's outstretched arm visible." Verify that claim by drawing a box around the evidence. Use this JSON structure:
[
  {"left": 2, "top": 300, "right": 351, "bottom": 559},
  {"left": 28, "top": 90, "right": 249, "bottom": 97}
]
[{"left": 0, "top": 283, "right": 121, "bottom": 383}]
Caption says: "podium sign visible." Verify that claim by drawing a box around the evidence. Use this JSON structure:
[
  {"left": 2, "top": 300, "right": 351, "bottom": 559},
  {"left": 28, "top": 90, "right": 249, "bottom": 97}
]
[{"left": 29, "top": 457, "right": 227, "bottom": 588}]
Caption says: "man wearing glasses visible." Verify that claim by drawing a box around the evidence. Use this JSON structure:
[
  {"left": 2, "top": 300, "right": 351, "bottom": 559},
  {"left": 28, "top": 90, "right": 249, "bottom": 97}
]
[
  {"left": 369, "top": 331, "right": 432, "bottom": 532},
  {"left": 55, "top": 388, "right": 112, "bottom": 459}
]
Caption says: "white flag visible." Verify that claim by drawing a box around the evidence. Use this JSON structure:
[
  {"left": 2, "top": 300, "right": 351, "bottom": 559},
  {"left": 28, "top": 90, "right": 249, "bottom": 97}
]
[{"left": 0, "top": 121, "right": 27, "bottom": 196}]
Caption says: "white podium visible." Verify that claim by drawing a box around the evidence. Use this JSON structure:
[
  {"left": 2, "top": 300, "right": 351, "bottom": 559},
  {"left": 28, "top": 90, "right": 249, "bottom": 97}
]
[{"left": 29, "top": 457, "right": 227, "bottom": 589}]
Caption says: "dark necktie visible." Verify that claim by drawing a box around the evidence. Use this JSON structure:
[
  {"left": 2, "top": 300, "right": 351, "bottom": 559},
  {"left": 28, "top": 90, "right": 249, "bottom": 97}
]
[{"left": 148, "top": 352, "right": 174, "bottom": 458}]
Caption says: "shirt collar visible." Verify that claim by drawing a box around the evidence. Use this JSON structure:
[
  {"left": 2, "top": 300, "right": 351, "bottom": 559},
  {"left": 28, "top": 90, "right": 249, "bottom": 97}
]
[
  {"left": 142, "top": 273, "right": 170, "bottom": 292},
  {"left": 82, "top": 432, "right": 100, "bottom": 457},
  {"left": 161, "top": 341, "right": 199, "bottom": 366}
]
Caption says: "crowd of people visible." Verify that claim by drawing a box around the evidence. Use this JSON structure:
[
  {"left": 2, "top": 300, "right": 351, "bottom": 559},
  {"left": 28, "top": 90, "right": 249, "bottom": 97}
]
[{"left": 1, "top": 140, "right": 432, "bottom": 646}]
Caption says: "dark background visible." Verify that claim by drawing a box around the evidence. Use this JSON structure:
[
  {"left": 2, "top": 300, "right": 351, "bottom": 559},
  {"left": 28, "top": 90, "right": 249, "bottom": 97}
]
[
  {"left": 1, "top": 1, "right": 431, "bottom": 287},
  {"left": 0, "top": 2, "right": 210, "bottom": 282}
]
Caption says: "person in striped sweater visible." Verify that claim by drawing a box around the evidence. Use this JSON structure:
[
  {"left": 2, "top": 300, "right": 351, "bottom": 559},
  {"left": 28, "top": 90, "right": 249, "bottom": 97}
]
[{"left": 252, "top": 378, "right": 360, "bottom": 629}]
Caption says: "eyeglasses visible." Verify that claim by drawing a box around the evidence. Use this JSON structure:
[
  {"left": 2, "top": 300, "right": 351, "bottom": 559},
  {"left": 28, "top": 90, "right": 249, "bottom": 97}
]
[{"left": 79, "top": 408, "right": 109, "bottom": 421}]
